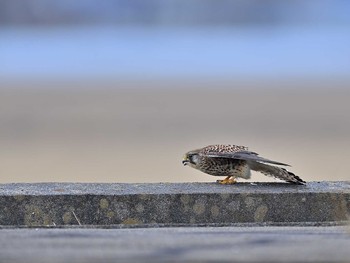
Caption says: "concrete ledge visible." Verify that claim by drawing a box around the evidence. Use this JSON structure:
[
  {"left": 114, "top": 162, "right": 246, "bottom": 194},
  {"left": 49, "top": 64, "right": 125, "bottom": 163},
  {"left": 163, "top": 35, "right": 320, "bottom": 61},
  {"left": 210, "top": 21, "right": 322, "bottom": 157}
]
[{"left": 0, "top": 181, "right": 349, "bottom": 227}]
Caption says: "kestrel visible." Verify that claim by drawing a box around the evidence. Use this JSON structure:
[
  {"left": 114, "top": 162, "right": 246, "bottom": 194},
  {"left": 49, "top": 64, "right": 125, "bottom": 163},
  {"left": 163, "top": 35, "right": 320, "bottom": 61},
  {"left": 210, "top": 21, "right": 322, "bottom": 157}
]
[{"left": 182, "top": 144, "right": 305, "bottom": 185}]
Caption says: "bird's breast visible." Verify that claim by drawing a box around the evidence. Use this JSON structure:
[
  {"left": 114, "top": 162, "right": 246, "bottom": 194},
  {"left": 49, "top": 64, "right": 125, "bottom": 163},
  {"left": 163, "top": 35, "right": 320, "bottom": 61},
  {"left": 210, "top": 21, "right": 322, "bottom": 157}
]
[{"left": 198, "top": 157, "right": 243, "bottom": 177}]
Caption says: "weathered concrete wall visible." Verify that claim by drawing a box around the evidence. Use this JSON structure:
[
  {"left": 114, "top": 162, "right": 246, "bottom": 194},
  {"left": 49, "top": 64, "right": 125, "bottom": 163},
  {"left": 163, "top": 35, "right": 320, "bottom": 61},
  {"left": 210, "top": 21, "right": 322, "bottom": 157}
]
[{"left": 0, "top": 181, "right": 349, "bottom": 227}]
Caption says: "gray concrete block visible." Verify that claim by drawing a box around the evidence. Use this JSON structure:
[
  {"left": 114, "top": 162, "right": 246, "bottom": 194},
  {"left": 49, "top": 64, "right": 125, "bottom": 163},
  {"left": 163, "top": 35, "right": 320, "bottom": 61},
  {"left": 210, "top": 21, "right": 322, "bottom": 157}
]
[{"left": 0, "top": 181, "right": 349, "bottom": 227}]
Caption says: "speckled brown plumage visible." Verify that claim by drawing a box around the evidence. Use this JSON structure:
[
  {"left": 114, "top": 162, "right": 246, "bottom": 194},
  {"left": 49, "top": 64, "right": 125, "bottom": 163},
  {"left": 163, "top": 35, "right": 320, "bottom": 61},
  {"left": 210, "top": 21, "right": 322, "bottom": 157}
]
[{"left": 182, "top": 144, "right": 305, "bottom": 185}]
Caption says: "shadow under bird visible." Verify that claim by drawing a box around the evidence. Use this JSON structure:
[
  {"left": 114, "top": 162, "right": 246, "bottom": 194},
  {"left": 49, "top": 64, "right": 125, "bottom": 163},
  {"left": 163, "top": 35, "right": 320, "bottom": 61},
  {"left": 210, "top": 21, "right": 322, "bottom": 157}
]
[{"left": 182, "top": 144, "right": 305, "bottom": 185}]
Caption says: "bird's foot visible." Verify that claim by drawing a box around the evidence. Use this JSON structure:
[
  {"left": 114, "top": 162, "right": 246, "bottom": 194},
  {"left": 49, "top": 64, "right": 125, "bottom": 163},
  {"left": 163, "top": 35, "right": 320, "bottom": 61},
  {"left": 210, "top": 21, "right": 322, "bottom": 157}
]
[{"left": 216, "top": 177, "right": 236, "bottom": 185}]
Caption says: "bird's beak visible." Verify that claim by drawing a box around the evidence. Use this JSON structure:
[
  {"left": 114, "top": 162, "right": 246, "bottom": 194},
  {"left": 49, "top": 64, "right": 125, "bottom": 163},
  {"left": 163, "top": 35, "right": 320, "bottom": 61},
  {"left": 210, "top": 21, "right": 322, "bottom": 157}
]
[{"left": 182, "top": 157, "right": 189, "bottom": 166}]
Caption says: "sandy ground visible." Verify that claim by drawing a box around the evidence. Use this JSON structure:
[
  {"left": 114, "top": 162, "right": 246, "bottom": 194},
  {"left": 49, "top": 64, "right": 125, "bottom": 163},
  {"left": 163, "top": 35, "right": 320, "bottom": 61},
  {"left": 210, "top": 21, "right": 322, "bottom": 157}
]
[{"left": 0, "top": 79, "right": 349, "bottom": 183}]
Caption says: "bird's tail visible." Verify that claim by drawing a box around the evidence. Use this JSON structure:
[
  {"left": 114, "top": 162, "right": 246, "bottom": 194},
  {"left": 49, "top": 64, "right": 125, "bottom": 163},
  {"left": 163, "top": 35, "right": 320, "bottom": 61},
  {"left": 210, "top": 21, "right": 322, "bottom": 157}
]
[{"left": 247, "top": 161, "right": 305, "bottom": 185}]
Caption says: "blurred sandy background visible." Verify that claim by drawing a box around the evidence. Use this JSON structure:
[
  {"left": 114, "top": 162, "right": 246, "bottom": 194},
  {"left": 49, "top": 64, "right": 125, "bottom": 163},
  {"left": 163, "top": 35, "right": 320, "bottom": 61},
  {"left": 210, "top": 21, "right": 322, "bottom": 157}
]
[
  {"left": 1, "top": 80, "right": 349, "bottom": 183},
  {"left": 1, "top": 1, "right": 349, "bottom": 183}
]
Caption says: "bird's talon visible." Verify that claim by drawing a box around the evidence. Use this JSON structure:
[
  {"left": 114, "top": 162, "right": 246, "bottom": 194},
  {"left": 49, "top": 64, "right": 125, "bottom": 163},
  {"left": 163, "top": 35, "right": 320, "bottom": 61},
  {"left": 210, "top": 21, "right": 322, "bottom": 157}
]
[{"left": 217, "top": 178, "right": 236, "bottom": 185}]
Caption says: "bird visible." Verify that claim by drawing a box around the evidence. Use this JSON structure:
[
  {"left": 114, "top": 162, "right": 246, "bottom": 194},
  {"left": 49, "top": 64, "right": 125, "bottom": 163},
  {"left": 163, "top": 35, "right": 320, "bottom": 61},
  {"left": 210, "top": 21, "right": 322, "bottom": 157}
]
[{"left": 182, "top": 144, "right": 305, "bottom": 185}]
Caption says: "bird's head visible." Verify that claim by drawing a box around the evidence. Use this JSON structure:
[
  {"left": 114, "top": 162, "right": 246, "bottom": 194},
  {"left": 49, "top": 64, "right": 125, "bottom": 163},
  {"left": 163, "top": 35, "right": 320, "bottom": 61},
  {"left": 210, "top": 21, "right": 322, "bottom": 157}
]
[{"left": 182, "top": 150, "right": 200, "bottom": 168}]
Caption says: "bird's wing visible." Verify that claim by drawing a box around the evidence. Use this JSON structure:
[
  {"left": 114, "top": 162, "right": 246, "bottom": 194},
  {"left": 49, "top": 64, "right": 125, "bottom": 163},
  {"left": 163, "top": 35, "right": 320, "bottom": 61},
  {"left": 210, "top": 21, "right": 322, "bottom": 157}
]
[{"left": 204, "top": 150, "right": 290, "bottom": 166}]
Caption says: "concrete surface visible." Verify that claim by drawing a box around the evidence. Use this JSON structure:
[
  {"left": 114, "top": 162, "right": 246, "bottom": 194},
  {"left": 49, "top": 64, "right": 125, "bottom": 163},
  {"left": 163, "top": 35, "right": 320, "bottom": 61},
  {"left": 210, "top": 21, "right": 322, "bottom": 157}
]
[
  {"left": 0, "top": 181, "right": 349, "bottom": 226},
  {"left": 0, "top": 226, "right": 349, "bottom": 263}
]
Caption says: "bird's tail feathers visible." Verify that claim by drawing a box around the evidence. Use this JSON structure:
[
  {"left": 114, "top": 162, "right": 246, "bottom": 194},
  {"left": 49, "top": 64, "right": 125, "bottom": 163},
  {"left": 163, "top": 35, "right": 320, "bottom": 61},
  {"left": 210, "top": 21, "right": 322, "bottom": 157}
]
[{"left": 247, "top": 161, "right": 305, "bottom": 185}]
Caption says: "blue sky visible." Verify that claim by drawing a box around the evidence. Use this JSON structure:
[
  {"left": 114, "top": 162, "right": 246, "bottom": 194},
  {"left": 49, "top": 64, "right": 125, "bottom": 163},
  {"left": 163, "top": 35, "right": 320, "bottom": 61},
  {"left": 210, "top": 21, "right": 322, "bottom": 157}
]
[{"left": 1, "top": 26, "right": 349, "bottom": 81}]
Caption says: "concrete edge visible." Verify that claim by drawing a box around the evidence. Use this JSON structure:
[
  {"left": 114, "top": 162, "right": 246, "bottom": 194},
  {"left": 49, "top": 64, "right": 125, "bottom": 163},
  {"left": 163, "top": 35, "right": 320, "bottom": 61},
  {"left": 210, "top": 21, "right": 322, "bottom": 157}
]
[{"left": 0, "top": 181, "right": 349, "bottom": 227}]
